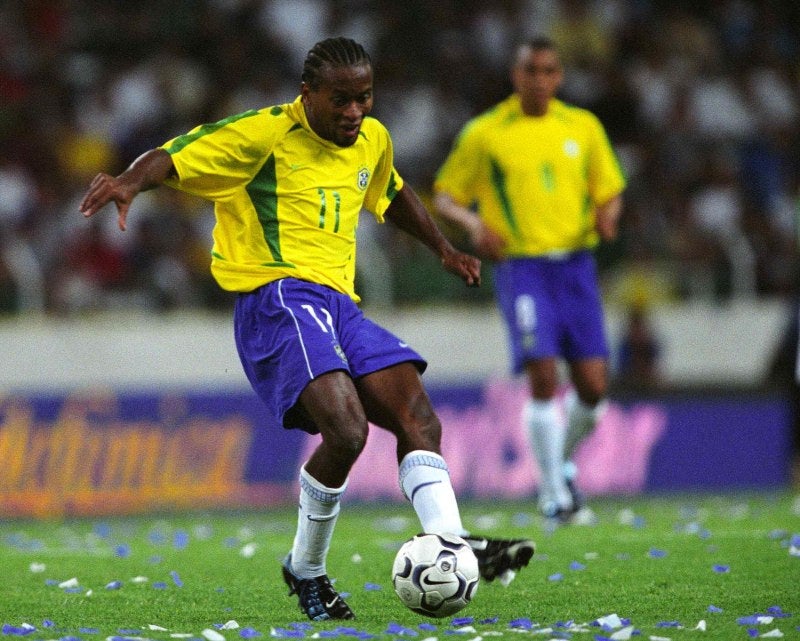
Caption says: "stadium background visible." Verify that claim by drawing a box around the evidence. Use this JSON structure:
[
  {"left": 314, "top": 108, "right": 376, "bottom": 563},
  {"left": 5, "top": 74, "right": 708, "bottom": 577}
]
[{"left": 0, "top": 0, "right": 798, "bottom": 516}]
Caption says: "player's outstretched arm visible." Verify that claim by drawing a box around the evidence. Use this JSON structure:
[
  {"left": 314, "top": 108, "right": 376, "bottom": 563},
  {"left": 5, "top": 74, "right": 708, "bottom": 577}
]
[
  {"left": 79, "top": 149, "right": 175, "bottom": 231},
  {"left": 385, "top": 185, "right": 481, "bottom": 287},
  {"left": 433, "top": 191, "right": 506, "bottom": 262}
]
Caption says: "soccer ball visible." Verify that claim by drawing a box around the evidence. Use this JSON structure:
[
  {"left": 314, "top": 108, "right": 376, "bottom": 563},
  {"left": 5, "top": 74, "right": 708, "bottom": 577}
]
[{"left": 392, "top": 533, "right": 479, "bottom": 618}]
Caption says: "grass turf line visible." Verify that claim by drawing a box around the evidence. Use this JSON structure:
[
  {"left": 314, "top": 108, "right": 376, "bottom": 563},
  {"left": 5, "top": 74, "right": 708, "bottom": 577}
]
[{"left": 0, "top": 493, "right": 798, "bottom": 640}]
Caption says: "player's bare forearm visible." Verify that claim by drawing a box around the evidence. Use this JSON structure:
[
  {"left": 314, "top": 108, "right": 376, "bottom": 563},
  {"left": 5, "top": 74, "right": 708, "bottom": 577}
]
[
  {"left": 595, "top": 193, "right": 623, "bottom": 242},
  {"left": 385, "top": 186, "right": 481, "bottom": 287},
  {"left": 79, "top": 149, "right": 175, "bottom": 231},
  {"left": 434, "top": 191, "right": 505, "bottom": 261}
]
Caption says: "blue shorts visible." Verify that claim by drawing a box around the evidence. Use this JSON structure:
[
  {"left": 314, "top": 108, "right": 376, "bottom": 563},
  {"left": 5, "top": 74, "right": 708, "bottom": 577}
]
[
  {"left": 234, "top": 278, "right": 427, "bottom": 433},
  {"left": 493, "top": 250, "right": 609, "bottom": 374}
]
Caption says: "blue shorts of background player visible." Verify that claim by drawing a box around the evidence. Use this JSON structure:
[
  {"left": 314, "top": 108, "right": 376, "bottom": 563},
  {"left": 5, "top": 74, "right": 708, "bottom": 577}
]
[
  {"left": 234, "top": 277, "right": 427, "bottom": 433},
  {"left": 493, "top": 249, "right": 609, "bottom": 374}
]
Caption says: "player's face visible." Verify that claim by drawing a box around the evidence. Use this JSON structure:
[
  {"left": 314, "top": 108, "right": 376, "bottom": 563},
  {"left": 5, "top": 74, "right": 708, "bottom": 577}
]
[
  {"left": 302, "top": 63, "right": 373, "bottom": 147},
  {"left": 511, "top": 45, "right": 563, "bottom": 116}
]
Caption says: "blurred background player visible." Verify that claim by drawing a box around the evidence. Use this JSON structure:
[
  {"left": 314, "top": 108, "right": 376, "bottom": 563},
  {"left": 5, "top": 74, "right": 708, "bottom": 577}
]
[
  {"left": 434, "top": 36, "right": 626, "bottom": 521},
  {"left": 80, "top": 37, "right": 534, "bottom": 621}
]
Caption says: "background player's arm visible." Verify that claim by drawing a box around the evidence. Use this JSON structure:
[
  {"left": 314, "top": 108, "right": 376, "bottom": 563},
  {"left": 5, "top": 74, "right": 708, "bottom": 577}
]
[
  {"left": 79, "top": 148, "right": 176, "bottom": 231},
  {"left": 594, "top": 193, "right": 623, "bottom": 242},
  {"left": 433, "top": 191, "right": 506, "bottom": 262},
  {"left": 386, "top": 185, "right": 481, "bottom": 287}
]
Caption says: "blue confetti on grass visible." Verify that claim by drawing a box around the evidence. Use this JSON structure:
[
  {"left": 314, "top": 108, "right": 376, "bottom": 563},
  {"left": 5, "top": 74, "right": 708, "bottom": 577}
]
[
  {"left": 1, "top": 624, "right": 36, "bottom": 636},
  {"left": 105, "top": 581, "right": 123, "bottom": 590},
  {"left": 450, "top": 617, "right": 473, "bottom": 627},
  {"left": 363, "top": 583, "right": 381, "bottom": 591},
  {"left": 509, "top": 618, "right": 534, "bottom": 630},
  {"left": 173, "top": 531, "right": 189, "bottom": 550},
  {"left": 170, "top": 570, "right": 183, "bottom": 587},
  {"left": 239, "top": 628, "right": 261, "bottom": 638},
  {"left": 152, "top": 582, "right": 167, "bottom": 590},
  {"left": 712, "top": 564, "right": 730, "bottom": 573},
  {"left": 569, "top": 561, "right": 586, "bottom": 570},
  {"left": 737, "top": 615, "right": 761, "bottom": 625},
  {"left": 270, "top": 628, "right": 304, "bottom": 638},
  {"left": 479, "top": 617, "right": 499, "bottom": 625},
  {"left": 548, "top": 573, "right": 563, "bottom": 581},
  {"left": 648, "top": 548, "right": 667, "bottom": 558},
  {"left": 417, "top": 624, "right": 437, "bottom": 631},
  {"left": 708, "top": 605, "right": 723, "bottom": 613},
  {"left": 384, "top": 623, "right": 417, "bottom": 636},
  {"left": 77, "top": 628, "right": 99, "bottom": 634},
  {"left": 114, "top": 544, "right": 130, "bottom": 558},
  {"left": 655, "top": 621, "right": 681, "bottom": 628},
  {"left": 767, "top": 605, "right": 791, "bottom": 617}
]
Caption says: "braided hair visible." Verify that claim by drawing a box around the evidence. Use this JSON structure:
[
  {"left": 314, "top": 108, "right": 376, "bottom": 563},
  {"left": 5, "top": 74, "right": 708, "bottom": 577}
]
[{"left": 301, "top": 37, "right": 372, "bottom": 90}]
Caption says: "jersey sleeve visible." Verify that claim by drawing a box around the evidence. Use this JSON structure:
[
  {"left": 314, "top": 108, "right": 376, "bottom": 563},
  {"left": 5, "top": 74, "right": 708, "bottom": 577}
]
[
  {"left": 586, "top": 113, "right": 626, "bottom": 206},
  {"left": 160, "top": 110, "right": 275, "bottom": 201},
  {"left": 362, "top": 123, "right": 404, "bottom": 220},
  {"left": 433, "top": 120, "right": 484, "bottom": 206}
]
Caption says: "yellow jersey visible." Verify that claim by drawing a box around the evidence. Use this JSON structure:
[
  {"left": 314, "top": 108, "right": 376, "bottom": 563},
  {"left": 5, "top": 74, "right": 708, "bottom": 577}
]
[
  {"left": 435, "top": 95, "right": 625, "bottom": 256},
  {"left": 161, "top": 96, "right": 402, "bottom": 301}
]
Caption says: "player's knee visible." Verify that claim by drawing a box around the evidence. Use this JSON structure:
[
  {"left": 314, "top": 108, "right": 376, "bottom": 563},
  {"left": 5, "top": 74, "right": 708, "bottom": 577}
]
[{"left": 318, "top": 403, "right": 369, "bottom": 461}]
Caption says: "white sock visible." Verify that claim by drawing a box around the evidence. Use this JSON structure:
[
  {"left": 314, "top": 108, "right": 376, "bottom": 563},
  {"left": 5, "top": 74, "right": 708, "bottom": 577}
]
[
  {"left": 399, "top": 450, "right": 466, "bottom": 536},
  {"left": 524, "top": 398, "right": 571, "bottom": 512},
  {"left": 290, "top": 465, "right": 346, "bottom": 578},
  {"left": 563, "top": 388, "right": 607, "bottom": 461}
]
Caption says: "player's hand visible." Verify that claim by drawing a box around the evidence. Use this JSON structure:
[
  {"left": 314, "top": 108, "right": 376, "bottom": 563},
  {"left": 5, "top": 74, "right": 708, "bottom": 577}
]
[
  {"left": 79, "top": 173, "right": 137, "bottom": 231},
  {"left": 441, "top": 248, "right": 481, "bottom": 287},
  {"left": 470, "top": 225, "right": 506, "bottom": 262}
]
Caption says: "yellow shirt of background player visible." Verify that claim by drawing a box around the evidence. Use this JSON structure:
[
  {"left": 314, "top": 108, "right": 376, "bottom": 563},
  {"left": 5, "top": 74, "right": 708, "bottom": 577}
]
[{"left": 434, "top": 95, "right": 625, "bottom": 257}]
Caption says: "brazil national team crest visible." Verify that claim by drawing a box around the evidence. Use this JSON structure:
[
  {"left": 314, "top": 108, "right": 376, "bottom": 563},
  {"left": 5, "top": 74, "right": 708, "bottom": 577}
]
[{"left": 357, "top": 167, "right": 370, "bottom": 191}]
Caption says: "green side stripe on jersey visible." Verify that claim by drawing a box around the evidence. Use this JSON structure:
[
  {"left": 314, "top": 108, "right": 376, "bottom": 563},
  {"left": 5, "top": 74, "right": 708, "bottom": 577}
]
[
  {"left": 489, "top": 157, "right": 519, "bottom": 234},
  {"left": 163, "top": 110, "right": 260, "bottom": 154},
  {"left": 386, "top": 171, "right": 399, "bottom": 200},
  {"left": 246, "top": 153, "right": 283, "bottom": 261}
]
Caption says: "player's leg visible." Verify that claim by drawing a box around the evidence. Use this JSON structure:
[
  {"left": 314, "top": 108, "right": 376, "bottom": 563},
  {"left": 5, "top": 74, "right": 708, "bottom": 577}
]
[
  {"left": 524, "top": 357, "right": 573, "bottom": 517},
  {"left": 564, "top": 357, "right": 608, "bottom": 460},
  {"left": 281, "top": 371, "right": 365, "bottom": 620},
  {"left": 560, "top": 251, "right": 611, "bottom": 517},
  {"left": 493, "top": 258, "right": 571, "bottom": 518},
  {"left": 233, "top": 280, "right": 361, "bottom": 620},
  {"left": 355, "top": 362, "right": 463, "bottom": 535},
  {"left": 356, "top": 363, "right": 535, "bottom": 583}
]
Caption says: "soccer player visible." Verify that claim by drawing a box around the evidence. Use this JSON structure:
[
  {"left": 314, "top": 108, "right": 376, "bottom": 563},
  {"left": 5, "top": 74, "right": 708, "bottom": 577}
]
[
  {"left": 79, "top": 37, "right": 534, "bottom": 621},
  {"left": 434, "top": 37, "right": 626, "bottom": 521}
]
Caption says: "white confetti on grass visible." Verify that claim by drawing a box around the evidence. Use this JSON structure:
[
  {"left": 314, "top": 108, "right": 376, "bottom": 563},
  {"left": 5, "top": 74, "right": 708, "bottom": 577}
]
[
  {"left": 202, "top": 628, "right": 226, "bottom": 641},
  {"left": 610, "top": 625, "right": 635, "bottom": 640},
  {"left": 596, "top": 613, "right": 624, "bottom": 629},
  {"left": 29, "top": 562, "right": 46, "bottom": 573},
  {"left": 58, "top": 577, "right": 79, "bottom": 588},
  {"left": 240, "top": 543, "right": 257, "bottom": 558},
  {"left": 220, "top": 621, "right": 239, "bottom": 630}
]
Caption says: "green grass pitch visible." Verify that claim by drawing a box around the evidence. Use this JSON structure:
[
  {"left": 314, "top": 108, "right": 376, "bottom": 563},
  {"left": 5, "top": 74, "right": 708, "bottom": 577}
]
[{"left": 0, "top": 493, "right": 798, "bottom": 640}]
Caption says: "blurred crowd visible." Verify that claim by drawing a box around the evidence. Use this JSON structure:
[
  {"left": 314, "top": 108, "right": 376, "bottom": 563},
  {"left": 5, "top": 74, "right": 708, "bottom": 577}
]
[{"left": 1, "top": 0, "right": 798, "bottom": 316}]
